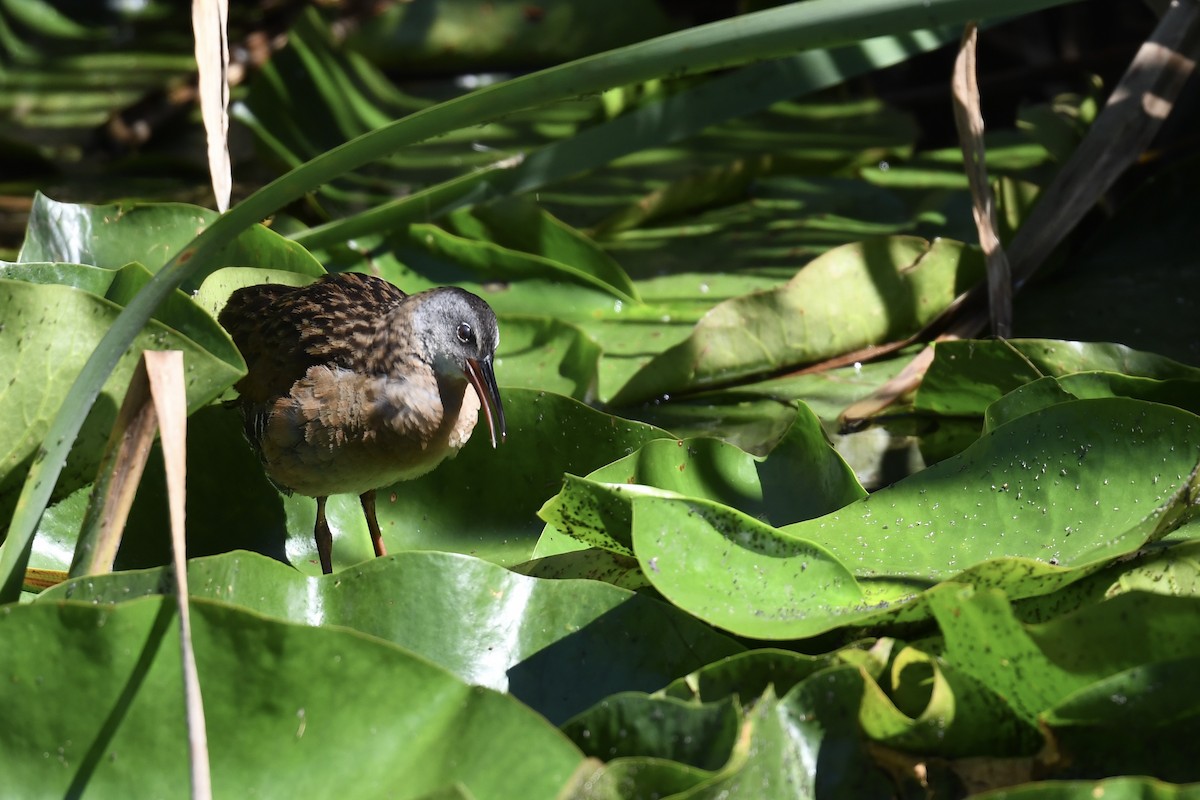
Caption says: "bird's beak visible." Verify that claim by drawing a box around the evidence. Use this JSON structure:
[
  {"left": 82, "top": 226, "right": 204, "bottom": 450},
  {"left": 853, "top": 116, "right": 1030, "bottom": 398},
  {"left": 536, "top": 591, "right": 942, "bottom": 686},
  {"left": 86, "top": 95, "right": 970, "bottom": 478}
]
[{"left": 465, "top": 356, "right": 506, "bottom": 448}]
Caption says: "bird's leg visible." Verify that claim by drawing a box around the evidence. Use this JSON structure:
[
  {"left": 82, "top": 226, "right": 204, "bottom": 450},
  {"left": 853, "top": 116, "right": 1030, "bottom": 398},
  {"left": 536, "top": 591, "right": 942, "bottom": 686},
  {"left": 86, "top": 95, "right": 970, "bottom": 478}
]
[
  {"left": 360, "top": 489, "right": 388, "bottom": 558},
  {"left": 314, "top": 496, "right": 333, "bottom": 574}
]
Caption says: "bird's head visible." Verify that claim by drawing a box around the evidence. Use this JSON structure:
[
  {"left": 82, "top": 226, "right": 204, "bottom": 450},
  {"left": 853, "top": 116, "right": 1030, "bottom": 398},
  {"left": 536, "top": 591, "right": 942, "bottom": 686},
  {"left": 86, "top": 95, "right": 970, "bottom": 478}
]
[{"left": 411, "top": 287, "right": 506, "bottom": 448}]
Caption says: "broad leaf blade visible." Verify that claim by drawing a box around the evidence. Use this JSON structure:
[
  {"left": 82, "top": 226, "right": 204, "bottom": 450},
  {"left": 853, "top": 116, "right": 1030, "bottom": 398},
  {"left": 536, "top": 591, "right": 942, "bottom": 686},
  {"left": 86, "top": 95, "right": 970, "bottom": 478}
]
[{"left": 0, "top": 597, "right": 583, "bottom": 799}]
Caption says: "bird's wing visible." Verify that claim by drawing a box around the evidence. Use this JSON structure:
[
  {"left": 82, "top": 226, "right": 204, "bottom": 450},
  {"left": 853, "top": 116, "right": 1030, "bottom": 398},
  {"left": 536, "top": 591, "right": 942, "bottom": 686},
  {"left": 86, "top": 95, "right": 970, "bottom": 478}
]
[{"left": 219, "top": 272, "right": 407, "bottom": 405}]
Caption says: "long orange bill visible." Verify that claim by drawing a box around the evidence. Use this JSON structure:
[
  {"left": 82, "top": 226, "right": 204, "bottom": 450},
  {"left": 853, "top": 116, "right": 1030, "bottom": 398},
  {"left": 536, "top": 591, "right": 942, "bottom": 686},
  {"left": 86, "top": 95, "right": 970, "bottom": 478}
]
[{"left": 464, "top": 356, "right": 506, "bottom": 448}]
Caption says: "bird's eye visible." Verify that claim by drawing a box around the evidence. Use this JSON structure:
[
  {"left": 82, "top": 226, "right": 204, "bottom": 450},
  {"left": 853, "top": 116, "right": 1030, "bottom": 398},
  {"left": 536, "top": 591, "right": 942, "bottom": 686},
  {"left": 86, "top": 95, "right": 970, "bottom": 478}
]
[{"left": 456, "top": 322, "right": 473, "bottom": 343}]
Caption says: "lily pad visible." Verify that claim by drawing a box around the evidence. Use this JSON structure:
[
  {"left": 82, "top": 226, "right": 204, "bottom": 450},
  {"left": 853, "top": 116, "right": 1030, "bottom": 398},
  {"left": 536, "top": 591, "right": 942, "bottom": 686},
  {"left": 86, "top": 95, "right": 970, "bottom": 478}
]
[
  {"left": 610, "top": 236, "right": 985, "bottom": 405},
  {"left": 627, "top": 399, "right": 1200, "bottom": 638},
  {"left": 915, "top": 338, "right": 1200, "bottom": 419},
  {"left": 985, "top": 373, "right": 1200, "bottom": 430},
  {"left": 0, "top": 597, "right": 583, "bottom": 798},
  {"left": 1041, "top": 658, "right": 1200, "bottom": 782},
  {"left": 493, "top": 315, "right": 602, "bottom": 402},
  {"left": 0, "top": 278, "right": 242, "bottom": 523},
  {"left": 444, "top": 197, "right": 639, "bottom": 302},
  {"left": 18, "top": 193, "right": 324, "bottom": 291},
  {"left": 43, "top": 550, "right": 743, "bottom": 724},
  {"left": 536, "top": 401, "right": 863, "bottom": 558}
]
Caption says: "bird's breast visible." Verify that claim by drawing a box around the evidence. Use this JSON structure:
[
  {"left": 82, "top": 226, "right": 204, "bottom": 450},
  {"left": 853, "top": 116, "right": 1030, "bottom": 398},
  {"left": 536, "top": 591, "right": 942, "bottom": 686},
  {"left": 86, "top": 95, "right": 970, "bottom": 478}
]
[{"left": 256, "top": 364, "right": 481, "bottom": 498}]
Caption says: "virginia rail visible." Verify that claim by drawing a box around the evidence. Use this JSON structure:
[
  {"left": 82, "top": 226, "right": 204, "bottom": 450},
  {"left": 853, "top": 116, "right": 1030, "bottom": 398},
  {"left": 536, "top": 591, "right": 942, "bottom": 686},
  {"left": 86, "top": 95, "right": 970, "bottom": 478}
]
[{"left": 219, "top": 272, "right": 506, "bottom": 574}]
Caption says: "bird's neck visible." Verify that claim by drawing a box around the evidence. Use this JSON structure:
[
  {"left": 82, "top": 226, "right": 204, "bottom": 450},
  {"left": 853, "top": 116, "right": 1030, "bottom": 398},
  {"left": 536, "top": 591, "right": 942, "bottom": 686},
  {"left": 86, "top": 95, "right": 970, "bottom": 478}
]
[{"left": 365, "top": 306, "right": 424, "bottom": 377}]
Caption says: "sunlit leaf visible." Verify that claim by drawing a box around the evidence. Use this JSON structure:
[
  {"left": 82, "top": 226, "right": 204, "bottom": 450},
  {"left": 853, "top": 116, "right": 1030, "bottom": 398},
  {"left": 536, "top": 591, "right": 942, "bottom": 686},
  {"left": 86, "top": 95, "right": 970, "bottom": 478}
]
[
  {"left": 0, "top": 597, "right": 582, "bottom": 798},
  {"left": 17, "top": 194, "right": 324, "bottom": 291},
  {"left": 0, "top": 278, "right": 240, "bottom": 523},
  {"left": 629, "top": 399, "right": 1200, "bottom": 638},
  {"left": 43, "top": 550, "right": 743, "bottom": 724},
  {"left": 610, "top": 236, "right": 985, "bottom": 405}
]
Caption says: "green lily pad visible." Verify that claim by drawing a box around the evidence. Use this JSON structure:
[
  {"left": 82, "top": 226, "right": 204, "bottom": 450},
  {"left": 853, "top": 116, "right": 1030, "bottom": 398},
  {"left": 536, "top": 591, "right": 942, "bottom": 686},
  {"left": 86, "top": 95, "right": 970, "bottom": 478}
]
[
  {"left": 783, "top": 398, "right": 1200, "bottom": 585},
  {"left": 1, "top": 260, "right": 243, "bottom": 368},
  {"left": 1041, "top": 658, "right": 1200, "bottom": 782},
  {"left": 563, "top": 673, "right": 895, "bottom": 800},
  {"left": 929, "top": 585, "right": 1200, "bottom": 726},
  {"left": 513, "top": 548, "right": 651, "bottom": 592},
  {"left": 610, "top": 236, "right": 985, "bottom": 405},
  {"left": 536, "top": 401, "right": 863, "bottom": 559},
  {"left": 18, "top": 193, "right": 324, "bottom": 290},
  {"left": 626, "top": 399, "right": 1200, "bottom": 638},
  {"left": 562, "top": 693, "right": 739, "bottom": 770},
  {"left": 631, "top": 494, "right": 865, "bottom": 639},
  {"left": 658, "top": 648, "right": 841, "bottom": 703},
  {"left": 687, "top": 674, "right": 894, "bottom": 799},
  {"left": 0, "top": 597, "right": 582, "bottom": 799},
  {"left": 0, "top": 278, "right": 242, "bottom": 523},
  {"left": 985, "top": 373, "right": 1200, "bottom": 430},
  {"left": 192, "top": 266, "right": 319, "bottom": 321},
  {"left": 444, "top": 197, "right": 639, "bottom": 302},
  {"left": 915, "top": 339, "right": 1200, "bottom": 419},
  {"left": 1011, "top": 521, "right": 1200, "bottom": 624},
  {"left": 43, "top": 550, "right": 743, "bottom": 724},
  {"left": 493, "top": 315, "right": 602, "bottom": 402}
]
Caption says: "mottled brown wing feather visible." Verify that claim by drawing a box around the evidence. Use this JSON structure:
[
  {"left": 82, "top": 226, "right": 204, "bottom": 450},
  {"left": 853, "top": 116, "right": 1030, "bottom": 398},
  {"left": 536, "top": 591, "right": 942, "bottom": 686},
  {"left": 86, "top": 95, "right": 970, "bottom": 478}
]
[
  {"left": 219, "top": 272, "right": 406, "bottom": 406},
  {"left": 219, "top": 273, "right": 408, "bottom": 467}
]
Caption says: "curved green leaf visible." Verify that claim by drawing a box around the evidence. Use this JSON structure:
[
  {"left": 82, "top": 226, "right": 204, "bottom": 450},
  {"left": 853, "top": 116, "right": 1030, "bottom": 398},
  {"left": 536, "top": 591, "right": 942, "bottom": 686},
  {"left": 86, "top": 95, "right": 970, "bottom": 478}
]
[
  {"left": 18, "top": 194, "right": 325, "bottom": 291},
  {"left": 985, "top": 373, "right": 1200, "bottom": 431},
  {"left": 658, "top": 648, "right": 842, "bottom": 703},
  {"left": 192, "top": 265, "right": 318, "bottom": 321},
  {"left": 536, "top": 402, "right": 864, "bottom": 558},
  {"left": 400, "top": 221, "right": 636, "bottom": 303},
  {"left": 632, "top": 495, "right": 865, "bottom": 639},
  {"left": 566, "top": 675, "right": 895, "bottom": 800},
  {"left": 445, "top": 198, "right": 639, "bottom": 302},
  {"left": 0, "top": 260, "right": 242, "bottom": 368},
  {"left": 1042, "top": 658, "right": 1200, "bottom": 782},
  {"left": 0, "top": 278, "right": 240, "bottom": 520},
  {"left": 1012, "top": 522, "right": 1200, "bottom": 623},
  {"left": 687, "top": 674, "right": 894, "bottom": 799},
  {"left": 784, "top": 398, "right": 1200, "bottom": 586},
  {"left": 0, "top": 597, "right": 582, "bottom": 799},
  {"left": 915, "top": 338, "right": 1200, "bottom": 419},
  {"left": 513, "top": 548, "right": 651, "bottom": 591},
  {"left": 610, "top": 236, "right": 985, "bottom": 405},
  {"left": 929, "top": 585, "right": 1200, "bottom": 725},
  {"left": 562, "top": 693, "right": 739, "bottom": 770},
  {"left": 0, "top": 260, "right": 117, "bottom": 294},
  {"left": 628, "top": 399, "right": 1200, "bottom": 638},
  {"left": 43, "top": 550, "right": 743, "bottom": 725},
  {"left": 493, "top": 315, "right": 602, "bottom": 402}
]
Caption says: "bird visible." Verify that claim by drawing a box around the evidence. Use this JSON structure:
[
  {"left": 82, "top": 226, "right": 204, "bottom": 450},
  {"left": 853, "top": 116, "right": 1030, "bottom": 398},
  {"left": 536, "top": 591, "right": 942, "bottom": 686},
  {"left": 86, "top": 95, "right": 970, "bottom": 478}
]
[{"left": 218, "top": 272, "right": 506, "bottom": 574}]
